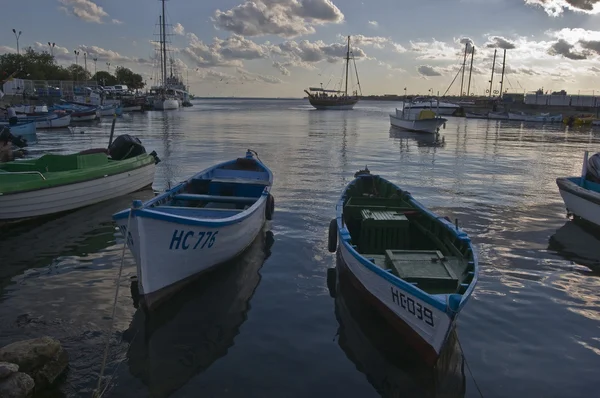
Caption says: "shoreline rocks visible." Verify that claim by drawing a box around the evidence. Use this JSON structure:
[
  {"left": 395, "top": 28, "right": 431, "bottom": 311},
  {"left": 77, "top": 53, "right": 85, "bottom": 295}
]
[{"left": 0, "top": 336, "right": 68, "bottom": 397}]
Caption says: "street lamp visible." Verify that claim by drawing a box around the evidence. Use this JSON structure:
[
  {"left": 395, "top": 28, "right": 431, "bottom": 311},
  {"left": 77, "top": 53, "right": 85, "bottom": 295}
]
[
  {"left": 47, "top": 42, "right": 55, "bottom": 57},
  {"left": 106, "top": 62, "right": 111, "bottom": 73},
  {"left": 12, "top": 29, "right": 22, "bottom": 55},
  {"left": 74, "top": 50, "right": 80, "bottom": 81},
  {"left": 84, "top": 52, "right": 88, "bottom": 78}
]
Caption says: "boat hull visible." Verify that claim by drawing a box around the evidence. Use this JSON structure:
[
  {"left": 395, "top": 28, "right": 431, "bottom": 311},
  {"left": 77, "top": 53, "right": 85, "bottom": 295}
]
[
  {"left": 336, "top": 243, "right": 452, "bottom": 366},
  {"left": 115, "top": 196, "right": 268, "bottom": 309},
  {"left": 389, "top": 114, "right": 446, "bottom": 134},
  {"left": 153, "top": 99, "right": 179, "bottom": 110},
  {"left": 557, "top": 177, "right": 600, "bottom": 227},
  {"left": 404, "top": 106, "right": 457, "bottom": 116},
  {"left": 17, "top": 114, "right": 71, "bottom": 129},
  {"left": 308, "top": 97, "right": 358, "bottom": 110},
  {"left": 0, "top": 122, "right": 37, "bottom": 136},
  {"left": 0, "top": 162, "right": 155, "bottom": 220}
]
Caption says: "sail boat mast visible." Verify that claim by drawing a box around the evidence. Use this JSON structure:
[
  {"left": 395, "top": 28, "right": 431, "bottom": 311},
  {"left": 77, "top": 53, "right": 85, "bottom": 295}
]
[
  {"left": 488, "top": 49, "right": 497, "bottom": 98},
  {"left": 467, "top": 46, "right": 475, "bottom": 96},
  {"left": 159, "top": 15, "right": 164, "bottom": 86},
  {"left": 344, "top": 35, "right": 350, "bottom": 96},
  {"left": 161, "top": 0, "right": 168, "bottom": 88},
  {"left": 460, "top": 42, "right": 468, "bottom": 96},
  {"left": 499, "top": 49, "right": 507, "bottom": 98}
]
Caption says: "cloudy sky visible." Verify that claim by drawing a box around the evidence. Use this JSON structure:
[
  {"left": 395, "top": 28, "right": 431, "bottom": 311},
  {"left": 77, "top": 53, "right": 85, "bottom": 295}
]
[{"left": 3, "top": 0, "right": 600, "bottom": 97}]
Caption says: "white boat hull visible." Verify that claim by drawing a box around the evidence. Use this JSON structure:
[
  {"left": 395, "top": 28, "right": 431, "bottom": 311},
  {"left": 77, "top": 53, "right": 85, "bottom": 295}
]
[
  {"left": 0, "top": 162, "right": 155, "bottom": 220},
  {"left": 153, "top": 98, "right": 179, "bottom": 110},
  {"left": 71, "top": 113, "right": 98, "bottom": 122},
  {"left": 17, "top": 114, "right": 71, "bottom": 129},
  {"left": 0, "top": 122, "right": 37, "bottom": 136},
  {"left": 122, "top": 105, "right": 142, "bottom": 112},
  {"left": 115, "top": 197, "right": 267, "bottom": 307},
  {"left": 557, "top": 177, "right": 600, "bottom": 227},
  {"left": 389, "top": 114, "right": 446, "bottom": 134},
  {"left": 404, "top": 106, "right": 457, "bottom": 116},
  {"left": 337, "top": 242, "right": 451, "bottom": 360}
]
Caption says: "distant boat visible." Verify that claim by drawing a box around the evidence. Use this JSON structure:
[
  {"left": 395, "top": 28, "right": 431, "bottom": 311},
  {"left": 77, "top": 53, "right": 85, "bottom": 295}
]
[
  {"left": 15, "top": 112, "right": 71, "bottom": 129},
  {"left": 557, "top": 151, "right": 600, "bottom": 228},
  {"left": 0, "top": 120, "right": 37, "bottom": 136},
  {"left": 390, "top": 106, "right": 447, "bottom": 134},
  {"left": 327, "top": 167, "right": 478, "bottom": 365},
  {"left": 112, "top": 149, "right": 275, "bottom": 310},
  {"left": 152, "top": 0, "right": 181, "bottom": 111},
  {"left": 304, "top": 35, "right": 362, "bottom": 110},
  {"left": 508, "top": 111, "right": 562, "bottom": 123}
]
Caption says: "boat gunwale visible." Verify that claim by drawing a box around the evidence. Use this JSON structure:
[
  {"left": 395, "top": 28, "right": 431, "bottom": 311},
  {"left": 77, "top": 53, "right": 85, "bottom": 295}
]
[
  {"left": 112, "top": 153, "right": 273, "bottom": 228},
  {"left": 0, "top": 153, "right": 157, "bottom": 196},
  {"left": 335, "top": 174, "right": 479, "bottom": 315},
  {"left": 557, "top": 176, "right": 600, "bottom": 206}
]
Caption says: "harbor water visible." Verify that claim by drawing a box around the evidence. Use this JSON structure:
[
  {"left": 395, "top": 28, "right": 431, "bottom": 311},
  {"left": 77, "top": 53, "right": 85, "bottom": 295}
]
[{"left": 1, "top": 99, "right": 599, "bottom": 397}]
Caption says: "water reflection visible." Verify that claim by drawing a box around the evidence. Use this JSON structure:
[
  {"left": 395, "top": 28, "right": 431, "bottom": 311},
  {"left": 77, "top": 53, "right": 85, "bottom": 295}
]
[
  {"left": 122, "top": 229, "right": 275, "bottom": 397},
  {"left": 0, "top": 191, "right": 154, "bottom": 293},
  {"left": 328, "top": 267, "right": 465, "bottom": 398},
  {"left": 389, "top": 127, "right": 446, "bottom": 149},
  {"left": 548, "top": 220, "right": 600, "bottom": 273}
]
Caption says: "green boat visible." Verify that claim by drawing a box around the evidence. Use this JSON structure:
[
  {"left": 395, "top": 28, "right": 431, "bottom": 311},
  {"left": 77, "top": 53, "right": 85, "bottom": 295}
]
[{"left": 0, "top": 134, "right": 160, "bottom": 221}]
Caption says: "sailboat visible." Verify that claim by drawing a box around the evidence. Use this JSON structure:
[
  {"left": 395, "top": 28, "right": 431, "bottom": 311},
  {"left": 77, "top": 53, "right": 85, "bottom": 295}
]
[
  {"left": 304, "top": 35, "right": 362, "bottom": 110},
  {"left": 153, "top": 0, "right": 179, "bottom": 111}
]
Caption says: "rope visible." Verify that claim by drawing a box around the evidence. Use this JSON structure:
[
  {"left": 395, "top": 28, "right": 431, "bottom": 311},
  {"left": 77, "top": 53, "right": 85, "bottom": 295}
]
[
  {"left": 456, "top": 337, "right": 485, "bottom": 398},
  {"left": 93, "top": 205, "right": 134, "bottom": 398}
]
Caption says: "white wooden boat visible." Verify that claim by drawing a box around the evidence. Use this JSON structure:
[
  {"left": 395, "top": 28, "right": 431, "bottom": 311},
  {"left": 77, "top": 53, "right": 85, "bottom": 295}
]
[
  {"left": 487, "top": 111, "right": 509, "bottom": 120},
  {"left": 0, "top": 135, "right": 159, "bottom": 221},
  {"left": 557, "top": 151, "right": 600, "bottom": 227},
  {"left": 16, "top": 113, "right": 71, "bottom": 129},
  {"left": 112, "top": 150, "right": 275, "bottom": 310},
  {"left": 390, "top": 108, "right": 447, "bottom": 134},
  {"left": 99, "top": 104, "right": 123, "bottom": 117},
  {"left": 327, "top": 167, "right": 478, "bottom": 365},
  {"left": 0, "top": 120, "right": 37, "bottom": 136},
  {"left": 508, "top": 111, "right": 562, "bottom": 123},
  {"left": 153, "top": 98, "right": 179, "bottom": 110},
  {"left": 122, "top": 105, "right": 142, "bottom": 112}
]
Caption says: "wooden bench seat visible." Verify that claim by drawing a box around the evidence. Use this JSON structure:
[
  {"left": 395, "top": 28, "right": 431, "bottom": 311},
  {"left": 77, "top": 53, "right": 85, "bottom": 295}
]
[{"left": 173, "top": 193, "right": 257, "bottom": 204}]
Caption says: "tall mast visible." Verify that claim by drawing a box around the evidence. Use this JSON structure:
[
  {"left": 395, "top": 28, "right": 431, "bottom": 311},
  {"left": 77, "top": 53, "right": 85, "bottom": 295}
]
[
  {"left": 161, "top": 0, "right": 168, "bottom": 87},
  {"left": 499, "top": 48, "right": 507, "bottom": 97},
  {"left": 460, "top": 42, "right": 468, "bottom": 96},
  {"left": 488, "top": 49, "right": 497, "bottom": 98},
  {"left": 159, "top": 15, "right": 164, "bottom": 86},
  {"left": 344, "top": 35, "right": 350, "bottom": 96},
  {"left": 467, "top": 46, "right": 475, "bottom": 96}
]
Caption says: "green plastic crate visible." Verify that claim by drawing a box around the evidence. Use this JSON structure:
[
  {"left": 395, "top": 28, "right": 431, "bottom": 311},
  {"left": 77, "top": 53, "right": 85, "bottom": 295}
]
[{"left": 358, "top": 209, "right": 410, "bottom": 254}]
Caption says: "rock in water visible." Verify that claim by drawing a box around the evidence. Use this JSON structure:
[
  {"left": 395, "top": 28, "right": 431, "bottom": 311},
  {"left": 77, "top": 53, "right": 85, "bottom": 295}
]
[
  {"left": 0, "top": 372, "right": 34, "bottom": 398},
  {"left": 0, "top": 336, "right": 69, "bottom": 390},
  {"left": 0, "top": 362, "right": 19, "bottom": 379}
]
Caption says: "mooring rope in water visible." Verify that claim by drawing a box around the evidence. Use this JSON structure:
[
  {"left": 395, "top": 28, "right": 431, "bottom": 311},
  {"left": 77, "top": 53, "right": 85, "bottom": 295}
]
[
  {"left": 93, "top": 204, "right": 134, "bottom": 398},
  {"left": 457, "top": 338, "right": 485, "bottom": 398}
]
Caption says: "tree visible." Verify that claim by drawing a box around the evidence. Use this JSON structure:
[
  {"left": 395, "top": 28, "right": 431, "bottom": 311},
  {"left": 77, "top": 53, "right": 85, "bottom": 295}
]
[
  {"left": 115, "top": 66, "right": 145, "bottom": 89},
  {"left": 93, "top": 71, "right": 117, "bottom": 86},
  {"left": 66, "top": 64, "right": 91, "bottom": 81}
]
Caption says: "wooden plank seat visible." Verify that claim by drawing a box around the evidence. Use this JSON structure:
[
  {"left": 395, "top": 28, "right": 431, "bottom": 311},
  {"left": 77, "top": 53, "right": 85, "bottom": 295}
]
[
  {"left": 152, "top": 205, "right": 243, "bottom": 219},
  {"left": 384, "top": 249, "right": 461, "bottom": 292},
  {"left": 173, "top": 193, "right": 257, "bottom": 204},
  {"left": 209, "top": 177, "right": 270, "bottom": 185}
]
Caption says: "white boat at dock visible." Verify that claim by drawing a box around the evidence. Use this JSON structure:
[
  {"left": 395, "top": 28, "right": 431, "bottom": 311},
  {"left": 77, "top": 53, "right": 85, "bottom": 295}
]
[
  {"left": 16, "top": 112, "right": 71, "bottom": 129},
  {"left": 508, "top": 111, "right": 562, "bottom": 123},
  {"left": 390, "top": 107, "right": 447, "bottom": 134}
]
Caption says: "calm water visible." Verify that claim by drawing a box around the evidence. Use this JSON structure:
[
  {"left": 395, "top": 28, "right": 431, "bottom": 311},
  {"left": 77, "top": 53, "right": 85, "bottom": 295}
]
[{"left": 1, "top": 99, "right": 600, "bottom": 397}]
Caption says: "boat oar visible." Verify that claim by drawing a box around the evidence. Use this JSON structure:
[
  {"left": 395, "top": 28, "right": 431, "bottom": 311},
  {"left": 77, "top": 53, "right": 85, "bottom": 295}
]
[{"left": 107, "top": 115, "right": 117, "bottom": 148}]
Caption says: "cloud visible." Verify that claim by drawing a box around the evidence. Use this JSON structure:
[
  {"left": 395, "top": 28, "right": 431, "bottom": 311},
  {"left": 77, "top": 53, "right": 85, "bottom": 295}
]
[
  {"left": 183, "top": 33, "right": 270, "bottom": 68},
  {"left": 368, "top": 20, "right": 378, "bottom": 27},
  {"left": 417, "top": 65, "right": 443, "bottom": 77},
  {"left": 348, "top": 34, "right": 406, "bottom": 53},
  {"left": 485, "top": 36, "right": 516, "bottom": 50},
  {"left": 409, "top": 39, "right": 460, "bottom": 60},
  {"left": 58, "top": 0, "right": 109, "bottom": 23},
  {"left": 547, "top": 38, "right": 588, "bottom": 59},
  {"left": 524, "top": 0, "right": 600, "bottom": 16},
  {"left": 236, "top": 67, "right": 283, "bottom": 84},
  {"left": 76, "top": 44, "right": 150, "bottom": 64},
  {"left": 275, "top": 39, "right": 367, "bottom": 67},
  {"left": 272, "top": 61, "right": 291, "bottom": 75},
  {"left": 0, "top": 46, "right": 16, "bottom": 55},
  {"left": 112, "top": 19, "right": 123, "bottom": 25},
  {"left": 212, "top": 0, "right": 344, "bottom": 38},
  {"left": 173, "top": 23, "right": 185, "bottom": 36},
  {"left": 32, "top": 42, "right": 71, "bottom": 60}
]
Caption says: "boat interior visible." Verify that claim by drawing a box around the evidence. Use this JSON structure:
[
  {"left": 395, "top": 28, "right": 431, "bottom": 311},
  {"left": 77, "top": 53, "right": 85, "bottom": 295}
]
[
  {"left": 150, "top": 157, "right": 271, "bottom": 219},
  {"left": 342, "top": 175, "right": 476, "bottom": 295}
]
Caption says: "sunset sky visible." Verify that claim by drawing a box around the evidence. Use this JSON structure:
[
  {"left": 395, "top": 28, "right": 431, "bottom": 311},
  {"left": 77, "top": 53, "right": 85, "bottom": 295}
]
[{"left": 2, "top": 0, "right": 600, "bottom": 97}]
